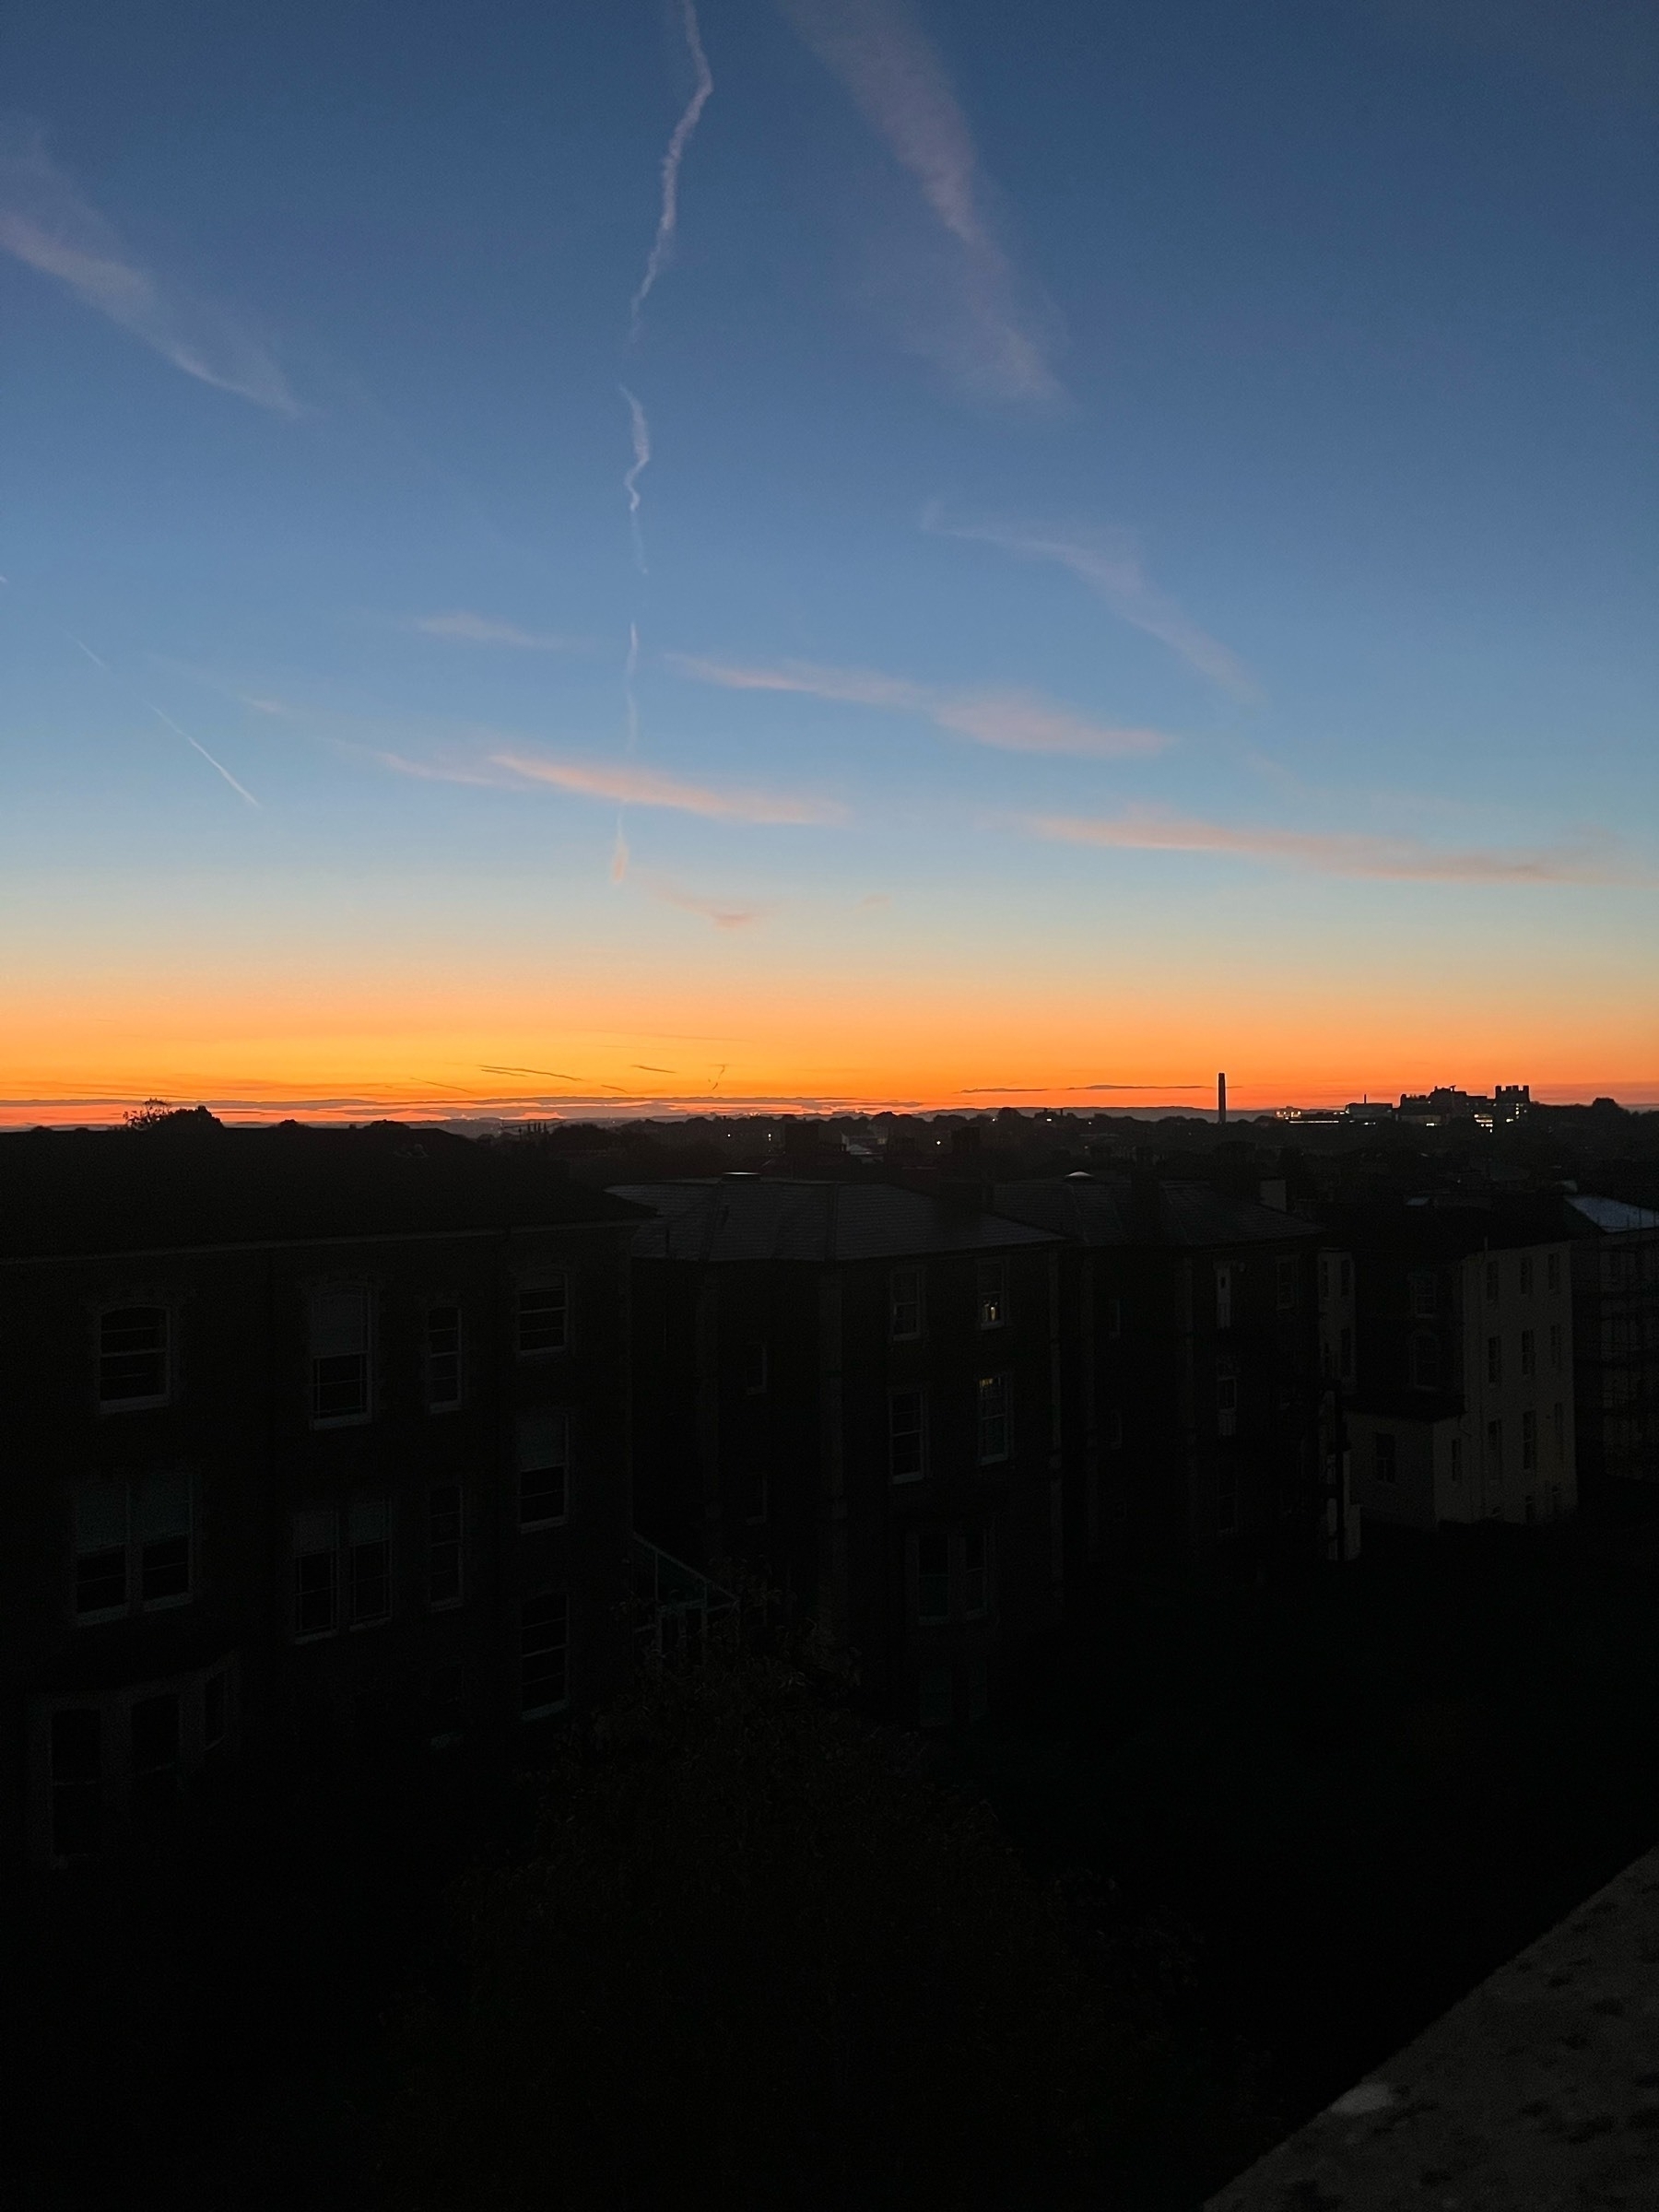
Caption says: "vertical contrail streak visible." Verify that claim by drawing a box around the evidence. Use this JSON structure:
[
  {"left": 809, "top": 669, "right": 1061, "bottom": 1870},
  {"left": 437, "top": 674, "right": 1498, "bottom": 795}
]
[
  {"left": 621, "top": 385, "right": 651, "bottom": 574},
  {"left": 623, "top": 618, "right": 641, "bottom": 750},
  {"left": 629, "top": 0, "right": 714, "bottom": 336}
]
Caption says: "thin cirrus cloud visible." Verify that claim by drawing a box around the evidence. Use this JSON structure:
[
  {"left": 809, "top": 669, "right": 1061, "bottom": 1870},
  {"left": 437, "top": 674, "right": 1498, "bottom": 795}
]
[
  {"left": 488, "top": 750, "right": 846, "bottom": 826},
  {"left": 670, "top": 653, "right": 1171, "bottom": 759},
  {"left": 403, "top": 611, "right": 584, "bottom": 652},
  {"left": 0, "top": 120, "right": 296, "bottom": 415},
  {"left": 1026, "top": 806, "right": 1640, "bottom": 885},
  {"left": 933, "top": 512, "right": 1258, "bottom": 701},
  {"left": 651, "top": 878, "right": 769, "bottom": 930},
  {"left": 778, "top": 0, "right": 1062, "bottom": 406}
]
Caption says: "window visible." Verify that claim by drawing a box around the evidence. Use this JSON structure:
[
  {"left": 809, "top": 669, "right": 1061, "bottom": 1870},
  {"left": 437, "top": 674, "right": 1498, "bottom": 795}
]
[
  {"left": 130, "top": 1693, "right": 182, "bottom": 1823},
  {"left": 740, "top": 1462, "right": 769, "bottom": 1525},
  {"left": 1319, "top": 1257, "right": 1330, "bottom": 1302},
  {"left": 1487, "top": 1335, "right": 1502, "bottom": 1385},
  {"left": 1277, "top": 1256, "right": 1297, "bottom": 1312},
  {"left": 98, "top": 1306, "right": 170, "bottom": 1408},
  {"left": 917, "top": 1532, "right": 949, "bottom": 1623},
  {"left": 1410, "top": 1333, "right": 1440, "bottom": 1390},
  {"left": 1374, "top": 1432, "right": 1396, "bottom": 1485},
  {"left": 75, "top": 1472, "right": 192, "bottom": 1621},
  {"left": 1217, "top": 1372, "right": 1238, "bottom": 1438},
  {"left": 1519, "top": 1256, "right": 1534, "bottom": 1296},
  {"left": 426, "top": 1305, "right": 462, "bottom": 1411},
  {"left": 428, "top": 1485, "right": 464, "bottom": 1607},
  {"left": 51, "top": 1709, "right": 102, "bottom": 1860},
  {"left": 889, "top": 1388, "right": 925, "bottom": 1483},
  {"left": 977, "top": 1373, "right": 1011, "bottom": 1464},
  {"left": 1450, "top": 1437, "right": 1463, "bottom": 1485},
  {"left": 1215, "top": 1265, "right": 1232, "bottom": 1331},
  {"left": 1521, "top": 1329, "right": 1535, "bottom": 1378},
  {"left": 517, "top": 1410, "right": 569, "bottom": 1528},
  {"left": 1522, "top": 1409, "right": 1537, "bottom": 1473},
  {"left": 347, "top": 1500, "right": 392, "bottom": 1628},
  {"left": 311, "top": 1288, "right": 370, "bottom": 1423},
  {"left": 1549, "top": 1323, "right": 1563, "bottom": 1371},
  {"left": 517, "top": 1279, "right": 568, "bottom": 1356},
  {"left": 1547, "top": 1252, "right": 1561, "bottom": 1293},
  {"left": 1486, "top": 1418, "right": 1502, "bottom": 1477},
  {"left": 429, "top": 1662, "right": 465, "bottom": 1750},
  {"left": 1409, "top": 1270, "right": 1437, "bottom": 1319},
  {"left": 521, "top": 1591, "right": 569, "bottom": 1717},
  {"left": 889, "top": 1266, "right": 923, "bottom": 1341},
  {"left": 962, "top": 1529, "right": 988, "bottom": 1617},
  {"left": 1485, "top": 1260, "right": 1500, "bottom": 1302},
  {"left": 744, "top": 1342, "right": 769, "bottom": 1395},
  {"left": 1553, "top": 1402, "right": 1565, "bottom": 1461},
  {"left": 977, "top": 1260, "right": 1007, "bottom": 1330},
  {"left": 1339, "top": 1325, "right": 1353, "bottom": 1382},
  {"left": 1217, "top": 1464, "right": 1239, "bottom": 1534},
  {"left": 918, "top": 1667, "right": 953, "bottom": 1728},
  {"left": 1340, "top": 1256, "right": 1352, "bottom": 1297},
  {"left": 292, "top": 1508, "right": 339, "bottom": 1639}
]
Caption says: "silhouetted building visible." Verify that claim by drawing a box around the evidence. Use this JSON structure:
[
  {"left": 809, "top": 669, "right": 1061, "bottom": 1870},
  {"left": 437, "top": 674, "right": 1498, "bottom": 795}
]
[
  {"left": 1336, "top": 1198, "right": 1578, "bottom": 1530},
  {"left": 1559, "top": 1194, "right": 1659, "bottom": 1502},
  {"left": 612, "top": 1177, "right": 1065, "bottom": 1727},
  {"left": 0, "top": 1122, "right": 645, "bottom": 1866},
  {"left": 989, "top": 1175, "right": 1331, "bottom": 1607}
]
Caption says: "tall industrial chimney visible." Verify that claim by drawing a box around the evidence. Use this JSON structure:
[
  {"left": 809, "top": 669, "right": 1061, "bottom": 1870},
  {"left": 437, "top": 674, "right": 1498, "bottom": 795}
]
[{"left": 1218, "top": 1071, "right": 1228, "bottom": 1126}]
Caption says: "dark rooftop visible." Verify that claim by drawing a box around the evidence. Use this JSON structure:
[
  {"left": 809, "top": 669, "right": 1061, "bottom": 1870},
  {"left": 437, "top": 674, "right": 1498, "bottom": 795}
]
[
  {"left": 0, "top": 1118, "right": 647, "bottom": 1259},
  {"left": 610, "top": 1178, "right": 1061, "bottom": 1264},
  {"left": 991, "top": 1174, "right": 1320, "bottom": 1249}
]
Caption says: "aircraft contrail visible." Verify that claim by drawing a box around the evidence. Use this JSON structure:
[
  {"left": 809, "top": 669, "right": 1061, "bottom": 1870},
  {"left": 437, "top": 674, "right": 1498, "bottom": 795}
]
[
  {"left": 621, "top": 385, "right": 651, "bottom": 574},
  {"left": 629, "top": 0, "right": 713, "bottom": 336},
  {"left": 65, "top": 629, "right": 260, "bottom": 806}
]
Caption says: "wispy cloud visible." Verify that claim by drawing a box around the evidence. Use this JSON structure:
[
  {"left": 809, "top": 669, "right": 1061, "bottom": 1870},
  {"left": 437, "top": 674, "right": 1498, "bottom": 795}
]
[
  {"left": 779, "top": 0, "right": 1061, "bottom": 405},
  {"left": 629, "top": 0, "right": 715, "bottom": 334},
  {"left": 621, "top": 386, "right": 651, "bottom": 573},
  {"left": 934, "top": 513, "right": 1257, "bottom": 700},
  {"left": 670, "top": 653, "right": 1171, "bottom": 758},
  {"left": 610, "top": 816, "right": 630, "bottom": 883},
  {"left": 404, "top": 611, "right": 582, "bottom": 651},
  {"left": 1026, "top": 806, "right": 1640, "bottom": 885},
  {"left": 490, "top": 749, "right": 846, "bottom": 826},
  {"left": 0, "top": 120, "right": 296, "bottom": 414},
  {"left": 374, "top": 750, "right": 510, "bottom": 789},
  {"left": 653, "top": 879, "right": 768, "bottom": 929}
]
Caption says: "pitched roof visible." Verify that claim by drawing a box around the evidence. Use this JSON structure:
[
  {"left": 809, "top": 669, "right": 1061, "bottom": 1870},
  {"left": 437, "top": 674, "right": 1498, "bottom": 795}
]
[
  {"left": 1566, "top": 1194, "right": 1659, "bottom": 1237},
  {"left": 610, "top": 1178, "right": 1061, "bottom": 1264},
  {"left": 0, "top": 1122, "right": 647, "bottom": 1260},
  {"left": 991, "top": 1175, "right": 1320, "bottom": 1250}
]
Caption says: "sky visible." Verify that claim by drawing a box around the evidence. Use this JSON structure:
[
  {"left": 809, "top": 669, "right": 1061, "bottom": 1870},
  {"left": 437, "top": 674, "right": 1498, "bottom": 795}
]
[{"left": 2, "top": 0, "right": 1655, "bottom": 1123}]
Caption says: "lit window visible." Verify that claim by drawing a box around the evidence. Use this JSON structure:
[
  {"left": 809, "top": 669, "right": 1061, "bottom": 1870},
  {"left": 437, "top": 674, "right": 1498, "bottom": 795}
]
[
  {"left": 977, "top": 1260, "right": 1007, "bottom": 1331},
  {"left": 429, "top": 1485, "right": 463, "bottom": 1607},
  {"left": 889, "top": 1267, "right": 923, "bottom": 1341},
  {"left": 521, "top": 1591, "right": 569, "bottom": 1717},
  {"left": 98, "top": 1307, "right": 170, "bottom": 1408},
  {"left": 977, "top": 1373, "right": 1010, "bottom": 1464},
  {"left": 426, "top": 1305, "right": 462, "bottom": 1411},
  {"left": 517, "top": 1280, "right": 568, "bottom": 1356},
  {"left": 962, "top": 1529, "right": 988, "bottom": 1617},
  {"left": 517, "top": 1410, "right": 569, "bottom": 1528},
  {"left": 310, "top": 1288, "right": 370, "bottom": 1423},
  {"left": 347, "top": 1500, "right": 392, "bottom": 1628},
  {"left": 292, "top": 1508, "right": 339, "bottom": 1639},
  {"left": 889, "top": 1388, "right": 925, "bottom": 1483},
  {"left": 917, "top": 1532, "right": 949, "bottom": 1623}
]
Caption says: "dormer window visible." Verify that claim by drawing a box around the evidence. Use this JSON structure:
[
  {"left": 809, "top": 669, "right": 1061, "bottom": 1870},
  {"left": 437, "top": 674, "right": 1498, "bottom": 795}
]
[{"left": 99, "top": 1308, "right": 170, "bottom": 1409}]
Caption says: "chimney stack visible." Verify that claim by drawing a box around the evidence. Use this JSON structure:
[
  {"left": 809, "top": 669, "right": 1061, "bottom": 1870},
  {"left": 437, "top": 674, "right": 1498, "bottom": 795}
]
[{"left": 1218, "top": 1071, "right": 1228, "bottom": 1127}]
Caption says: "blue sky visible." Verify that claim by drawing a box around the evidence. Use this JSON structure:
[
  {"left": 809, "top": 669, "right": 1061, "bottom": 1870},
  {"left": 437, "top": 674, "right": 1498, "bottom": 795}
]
[{"left": 2, "top": 0, "right": 1655, "bottom": 1113}]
